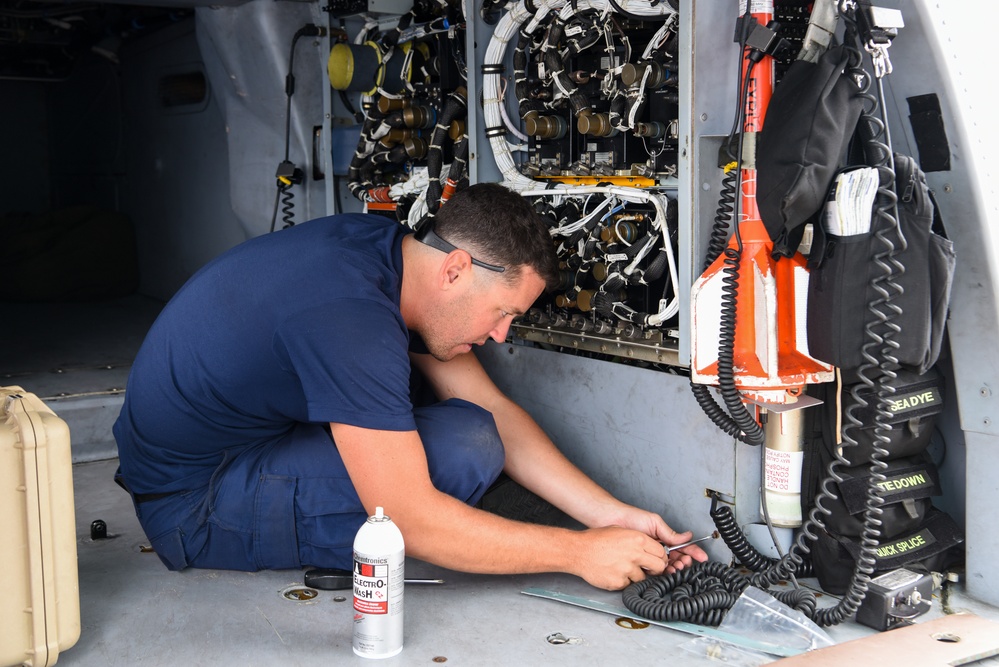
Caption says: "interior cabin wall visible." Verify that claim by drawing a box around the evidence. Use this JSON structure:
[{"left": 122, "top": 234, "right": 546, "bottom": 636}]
[
  {"left": 120, "top": 18, "right": 248, "bottom": 301},
  {"left": 0, "top": 15, "right": 246, "bottom": 304},
  {"left": 476, "top": 0, "right": 991, "bottom": 604},
  {"left": 0, "top": 56, "right": 123, "bottom": 219},
  {"left": 0, "top": 81, "right": 51, "bottom": 217},
  {"left": 876, "top": 0, "right": 999, "bottom": 606}
]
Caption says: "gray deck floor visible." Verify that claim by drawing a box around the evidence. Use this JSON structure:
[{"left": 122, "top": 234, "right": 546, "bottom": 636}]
[{"left": 62, "top": 457, "right": 999, "bottom": 667}]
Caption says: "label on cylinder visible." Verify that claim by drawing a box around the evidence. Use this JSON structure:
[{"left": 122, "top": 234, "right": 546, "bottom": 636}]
[
  {"left": 764, "top": 448, "right": 803, "bottom": 493},
  {"left": 763, "top": 447, "right": 803, "bottom": 527}
]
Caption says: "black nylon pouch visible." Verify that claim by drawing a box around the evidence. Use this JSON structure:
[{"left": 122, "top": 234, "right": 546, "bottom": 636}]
[
  {"left": 836, "top": 366, "right": 944, "bottom": 465},
  {"left": 805, "top": 156, "right": 955, "bottom": 372},
  {"left": 757, "top": 43, "right": 865, "bottom": 255},
  {"left": 822, "top": 455, "right": 941, "bottom": 539},
  {"left": 891, "top": 154, "right": 956, "bottom": 373},
  {"left": 805, "top": 229, "right": 874, "bottom": 369},
  {"left": 811, "top": 508, "right": 964, "bottom": 596}
]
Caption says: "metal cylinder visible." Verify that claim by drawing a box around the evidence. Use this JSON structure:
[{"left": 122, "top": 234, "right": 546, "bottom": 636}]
[
  {"left": 377, "top": 96, "right": 412, "bottom": 114},
  {"left": 600, "top": 220, "right": 639, "bottom": 244},
  {"left": 402, "top": 105, "right": 435, "bottom": 129},
  {"left": 634, "top": 121, "right": 666, "bottom": 138},
  {"left": 353, "top": 507, "right": 405, "bottom": 658},
  {"left": 592, "top": 262, "right": 609, "bottom": 282},
  {"left": 524, "top": 111, "right": 568, "bottom": 140},
  {"left": 328, "top": 42, "right": 406, "bottom": 94},
  {"left": 379, "top": 129, "right": 416, "bottom": 147},
  {"left": 555, "top": 294, "right": 577, "bottom": 308},
  {"left": 620, "top": 61, "right": 669, "bottom": 89},
  {"left": 403, "top": 137, "right": 428, "bottom": 159},
  {"left": 763, "top": 410, "right": 805, "bottom": 528},
  {"left": 576, "top": 110, "right": 615, "bottom": 137}
]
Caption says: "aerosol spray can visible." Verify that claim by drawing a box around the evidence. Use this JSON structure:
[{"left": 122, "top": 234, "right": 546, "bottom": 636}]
[{"left": 352, "top": 506, "right": 404, "bottom": 658}]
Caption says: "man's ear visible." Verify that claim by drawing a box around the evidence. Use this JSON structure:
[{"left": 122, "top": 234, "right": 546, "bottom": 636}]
[{"left": 440, "top": 250, "right": 473, "bottom": 288}]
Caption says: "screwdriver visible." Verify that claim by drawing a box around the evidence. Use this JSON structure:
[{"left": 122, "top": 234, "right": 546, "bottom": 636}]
[
  {"left": 663, "top": 531, "right": 719, "bottom": 556},
  {"left": 304, "top": 568, "right": 444, "bottom": 590}
]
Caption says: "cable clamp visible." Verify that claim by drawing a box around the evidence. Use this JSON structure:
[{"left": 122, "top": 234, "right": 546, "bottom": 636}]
[
  {"left": 276, "top": 160, "right": 303, "bottom": 186},
  {"left": 736, "top": 16, "right": 793, "bottom": 62},
  {"left": 854, "top": 4, "right": 904, "bottom": 77}
]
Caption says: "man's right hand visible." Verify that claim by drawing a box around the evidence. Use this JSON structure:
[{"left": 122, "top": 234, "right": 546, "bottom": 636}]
[{"left": 571, "top": 526, "right": 668, "bottom": 590}]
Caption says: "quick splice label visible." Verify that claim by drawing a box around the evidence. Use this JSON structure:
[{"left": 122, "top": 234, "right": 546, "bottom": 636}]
[
  {"left": 876, "top": 529, "right": 937, "bottom": 560},
  {"left": 354, "top": 558, "right": 390, "bottom": 614}
]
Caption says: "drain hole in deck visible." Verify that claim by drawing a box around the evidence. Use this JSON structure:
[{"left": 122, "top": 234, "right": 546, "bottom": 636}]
[
  {"left": 932, "top": 633, "right": 961, "bottom": 643},
  {"left": 281, "top": 586, "right": 318, "bottom": 601},
  {"left": 615, "top": 617, "right": 649, "bottom": 630}
]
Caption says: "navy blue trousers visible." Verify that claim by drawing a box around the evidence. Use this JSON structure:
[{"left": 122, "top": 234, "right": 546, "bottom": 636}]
[{"left": 128, "top": 399, "right": 505, "bottom": 571}]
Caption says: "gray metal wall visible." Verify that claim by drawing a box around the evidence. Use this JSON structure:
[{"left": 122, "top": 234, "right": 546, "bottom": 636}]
[{"left": 120, "top": 19, "right": 248, "bottom": 301}]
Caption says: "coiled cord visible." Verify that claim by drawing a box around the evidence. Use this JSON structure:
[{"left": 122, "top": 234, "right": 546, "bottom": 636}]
[
  {"left": 709, "top": 494, "right": 815, "bottom": 578},
  {"left": 676, "top": 5, "right": 906, "bottom": 628},
  {"left": 805, "top": 6, "right": 903, "bottom": 626},
  {"left": 689, "top": 11, "right": 766, "bottom": 447},
  {"left": 703, "top": 164, "right": 738, "bottom": 271},
  {"left": 623, "top": 561, "right": 748, "bottom": 626},
  {"left": 279, "top": 184, "right": 295, "bottom": 230},
  {"left": 623, "top": 561, "right": 816, "bottom": 627},
  {"left": 717, "top": 248, "right": 767, "bottom": 445}
]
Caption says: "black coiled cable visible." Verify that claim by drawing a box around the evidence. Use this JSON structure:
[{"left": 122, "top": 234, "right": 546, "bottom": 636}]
[
  {"left": 688, "top": 12, "right": 766, "bottom": 447},
  {"left": 709, "top": 494, "right": 815, "bottom": 578},
  {"left": 279, "top": 184, "right": 295, "bottom": 230},
  {"left": 805, "top": 6, "right": 902, "bottom": 626},
  {"left": 703, "top": 165, "right": 738, "bottom": 270},
  {"left": 623, "top": 561, "right": 817, "bottom": 627},
  {"left": 270, "top": 24, "right": 324, "bottom": 232},
  {"left": 716, "top": 247, "right": 766, "bottom": 445},
  {"left": 623, "top": 562, "right": 747, "bottom": 626}
]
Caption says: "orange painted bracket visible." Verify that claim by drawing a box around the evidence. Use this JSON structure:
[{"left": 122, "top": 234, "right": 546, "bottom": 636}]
[{"left": 690, "top": 5, "right": 833, "bottom": 407}]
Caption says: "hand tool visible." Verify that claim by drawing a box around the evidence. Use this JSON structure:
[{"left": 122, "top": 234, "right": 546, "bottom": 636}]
[
  {"left": 304, "top": 567, "right": 444, "bottom": 590},
  {"left": 664, "top": 531, "right": 719, "bottom": 556}
]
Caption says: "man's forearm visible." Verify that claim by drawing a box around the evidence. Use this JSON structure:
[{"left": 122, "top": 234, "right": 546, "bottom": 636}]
[
  {"left": 487, "top": 395, "right": 628, "bottom": 528},
  {"left": 397, "top": 488, "right": 667, "bottom": 590}
]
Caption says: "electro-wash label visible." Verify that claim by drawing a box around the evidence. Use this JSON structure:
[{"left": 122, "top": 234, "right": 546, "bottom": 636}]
[{"left": 354, "top": 558, "right": 390, "bottom": 614}]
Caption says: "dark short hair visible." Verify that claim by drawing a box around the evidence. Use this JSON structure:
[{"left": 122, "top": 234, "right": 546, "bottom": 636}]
[{"left": 433, "top": 183, "right": 559, "bottom": 290}]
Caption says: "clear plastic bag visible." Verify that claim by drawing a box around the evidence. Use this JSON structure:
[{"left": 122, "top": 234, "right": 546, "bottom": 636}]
[{"left": 678, "top": 586, "right": 835, "bottom": 665}]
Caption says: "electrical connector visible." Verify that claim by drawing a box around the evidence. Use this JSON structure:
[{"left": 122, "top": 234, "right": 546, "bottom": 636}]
[
  {"left": 275, "top": 160, "right": 303, "bottom": 187},
  {"left": 735, "top": 16, "right": 792, "bottom": 63},
  {"left": 856, "top": 568, "right": 933, "bottom": 631},
  {"left": 856, "top": 5, "right": 904, "bottom": 47}
]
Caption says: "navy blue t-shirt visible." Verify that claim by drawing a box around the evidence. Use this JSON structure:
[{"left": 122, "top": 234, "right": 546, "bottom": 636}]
[{"left": 113, "top": 213, "right": 416, "bottom": 494}]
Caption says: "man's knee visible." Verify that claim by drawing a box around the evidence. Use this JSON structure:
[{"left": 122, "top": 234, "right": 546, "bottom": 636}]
[{"left": 416, "top": 398, "right": 505, "bottom": 504}]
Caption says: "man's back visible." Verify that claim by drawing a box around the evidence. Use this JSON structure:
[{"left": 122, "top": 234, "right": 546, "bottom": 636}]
[{"left": 114, "top": 213, "right": 413, "bottom": 494}]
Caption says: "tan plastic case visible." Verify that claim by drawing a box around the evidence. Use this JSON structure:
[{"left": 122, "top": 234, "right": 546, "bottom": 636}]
[{"left": 1, "top": 387, "right": 80, "bottom": 666}]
